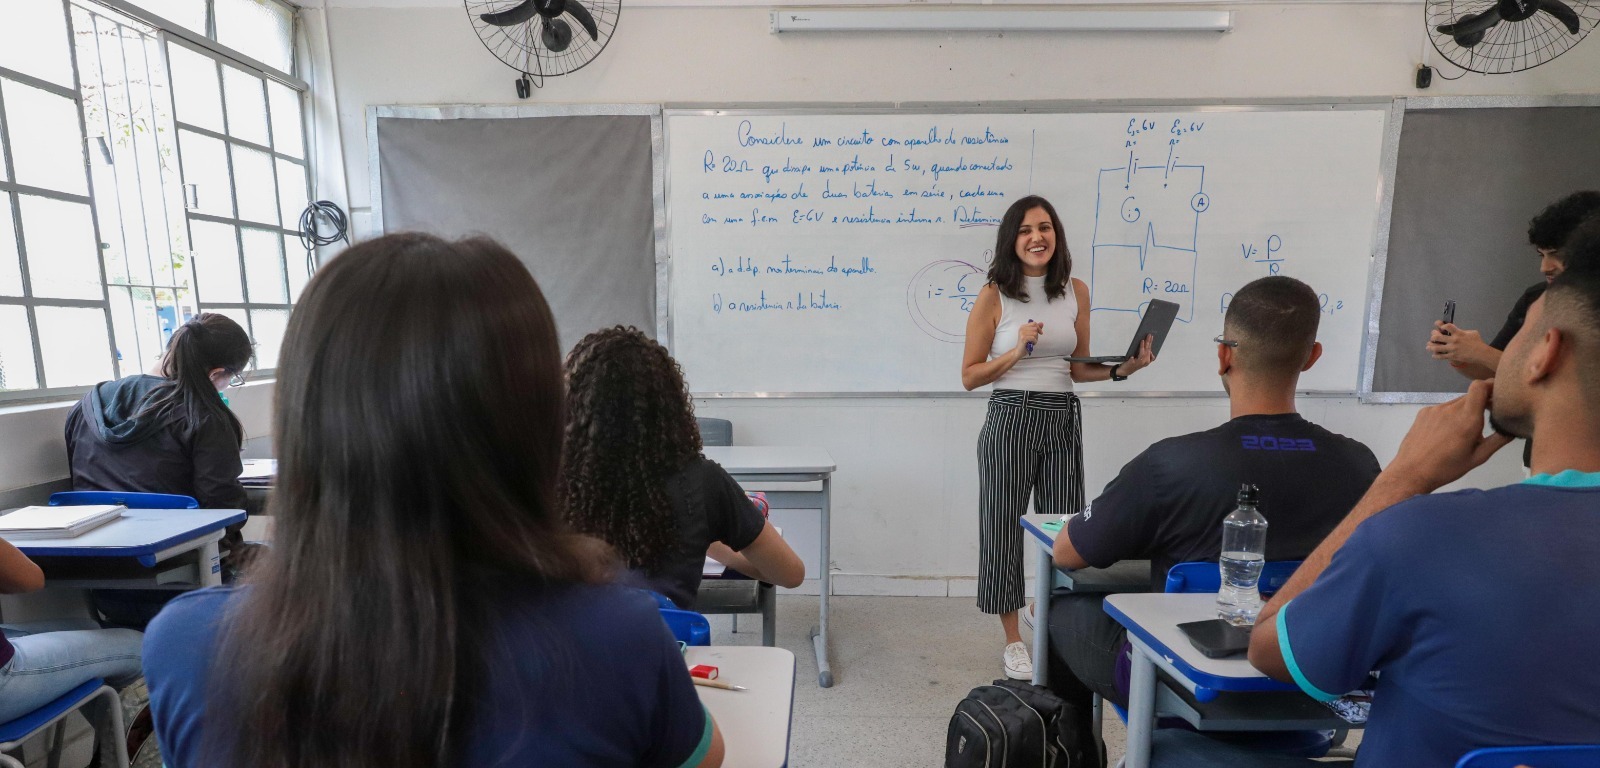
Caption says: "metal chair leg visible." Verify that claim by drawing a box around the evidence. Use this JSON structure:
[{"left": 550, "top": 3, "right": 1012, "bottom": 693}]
[{"left": 760, "top": 582, "right": 777, "bottom": 647}]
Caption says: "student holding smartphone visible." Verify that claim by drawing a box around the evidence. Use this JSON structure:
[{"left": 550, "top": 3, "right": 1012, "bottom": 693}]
[{"left": 1429, "top": 192, "right": 1600, "bottom": 379}]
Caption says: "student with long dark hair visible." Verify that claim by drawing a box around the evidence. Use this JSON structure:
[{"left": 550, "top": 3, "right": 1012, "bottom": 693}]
[
  {"left": 562, "top": 326, "right": 804, "bottom": 609},
  {"left": 960, "top": 196, "right": 1157, "bottom": 680},
  {"left": 66, "top": 312, "right": 253, "bottom": 511},
  {"left": 141, "top": 234, "right": 723, "bottom": 768}
]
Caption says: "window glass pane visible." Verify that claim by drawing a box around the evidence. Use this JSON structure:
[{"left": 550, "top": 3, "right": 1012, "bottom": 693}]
[
  {"left": 178, "top": 129, "right": 232, "bottom": 217},
  {"left": 275, "top": 158, "right": 306, "bottom": 230},
  {"left": 231, "top": 145, "right": 276, "bottom": 225},
  {"left": 284, "top": 234, "right": 310, "bottom": 301},
  {"left": 37, "top": 305, "right": 114, "bottom": 386},
  {"left": 127, "top": 0, "right": 206, "bottom": 35},
  {"left": 0, "top": 305, "right": 40, "bottom": 390},
  {"left": 221, "top": 66, "right": 268, "bottom": 146},
  {"left": 266, "top": 81, "right": 302, "bottom": 159},
  {"left": 189, "top": 219, "right": 242, "bottom": 302},
  {"left": 248, "top": 307, "right": 287, "bottom": 369},
  {"left": 165, "top": 43, "right": 222, "bottom": 132},
  {"left": 0, "top": 0, "right": 75, "bottom": 88},
  {"left": 241, "top": 227, "right": 285, "bottom": 303},
  {"left": 19, "top": 196, "right": 101, "bottom": 300},
  {"left": 214, "top": 0, "right": 293, "bottom": 74},
  {"left": 3, "top": 80, "right": 88, "bottom": 196},
  {"left": 0, "top": 197, "right": 24, "bottom": 296},
  {"left": 109, "top": 285, "right": 186, "bottom": 372}
]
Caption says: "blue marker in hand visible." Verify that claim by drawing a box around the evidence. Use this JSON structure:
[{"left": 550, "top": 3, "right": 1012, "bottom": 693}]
[{"left": 1026, "top": 318, "right": 1035, "bottom": 355}]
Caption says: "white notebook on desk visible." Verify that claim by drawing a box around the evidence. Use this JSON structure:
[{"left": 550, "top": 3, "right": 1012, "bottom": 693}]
[{"left": 0, "top": 505, "right": 125, "bottom": 540}]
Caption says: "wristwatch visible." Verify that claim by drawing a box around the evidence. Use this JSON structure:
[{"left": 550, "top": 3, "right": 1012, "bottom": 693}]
[{"left": 1109, "top": 364, "right": 1128, "bottom": 382}]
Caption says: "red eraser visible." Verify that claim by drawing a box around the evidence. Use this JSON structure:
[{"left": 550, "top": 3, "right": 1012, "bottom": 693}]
[{"left": 689, "top": 664, "right": 719, "bottom": 680}]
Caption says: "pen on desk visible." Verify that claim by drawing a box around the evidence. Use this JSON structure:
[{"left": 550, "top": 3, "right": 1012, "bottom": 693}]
[{"left": 692, "top": 677, "right": 747, "bottom": 691}]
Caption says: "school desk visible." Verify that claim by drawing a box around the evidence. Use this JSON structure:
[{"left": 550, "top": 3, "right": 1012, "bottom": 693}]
[
  {"left": 686, "top": 645, "right": 796, "bottom": 768},
  {"left": 1020, "top": 513, "right": 1149, "bottom": 686},
  {"left": 3, "top": 508, "right": 246, "bottom": 589},
  {"left": 703, "top": 446, "right": 837, "bottom": 688}
]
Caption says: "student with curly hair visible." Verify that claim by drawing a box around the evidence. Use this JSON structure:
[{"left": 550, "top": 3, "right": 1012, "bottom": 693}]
[{"left": 562, "top": 326, "right": 804, "bottom": 609}]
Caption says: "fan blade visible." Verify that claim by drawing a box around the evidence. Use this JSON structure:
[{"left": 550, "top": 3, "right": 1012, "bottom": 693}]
[
  {"left": 565, "top": 1, "right": 600, "bottom": 40},
  {"left": 479, "top": 0, "right": 539, "bottom": 26},
  {"left": 1437, "top": 7, "right": 1503, "bottom": 45},
  {"left": 1537, "top": 0, "right": 1583, "bottom": 33}
]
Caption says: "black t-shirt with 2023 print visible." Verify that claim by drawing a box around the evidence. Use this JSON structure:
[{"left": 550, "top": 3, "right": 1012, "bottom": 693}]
[{"left": 1067, "top": 413, "right": 1382, "bottom": 592}]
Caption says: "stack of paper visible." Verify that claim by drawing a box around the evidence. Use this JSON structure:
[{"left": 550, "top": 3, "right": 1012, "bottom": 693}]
[
  {"left": 239, "top": 459, "right": 277, "bottom": 487},
  {"left": 0, "top": 505, "right": 124, "bottom": 540}
]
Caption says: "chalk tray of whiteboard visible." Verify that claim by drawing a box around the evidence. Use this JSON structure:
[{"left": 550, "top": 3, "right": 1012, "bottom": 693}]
[{"left": 663, "top": 104, "right": 1389, "bottom": 396}]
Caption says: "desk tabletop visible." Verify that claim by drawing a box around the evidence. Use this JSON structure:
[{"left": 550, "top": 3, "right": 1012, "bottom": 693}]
[
  {"left": 2, "top": 508, "right": 246, "bottom": 558},
  {"left": 1022, "top": 514, "right": 1151, "bottom": 594},
  {"left": 1104, "top": 593, "right": 1296, "bottom": 694},
  {"left": 704, "top": 446, "right": 836, "bottom": 475},
  {"left": 686, "top": 646, "right": 795, "bottom": 768}
]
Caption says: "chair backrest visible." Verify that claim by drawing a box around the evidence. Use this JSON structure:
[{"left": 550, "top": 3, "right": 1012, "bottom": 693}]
[
  {"left": 1164, "top": 560, "right": 1304, "bottom": 597},
  {"left": 659, "top": 607, "right": 712, "bottom": 647},
  {"left": 696, "top": 417, "right": 733, "bottom": 447},
  {"left": 1457, "top": 745, "right": 1600, "bottom": 768},
  {"left": 49, "top": 491, "right": 199, "bottom": 509}
]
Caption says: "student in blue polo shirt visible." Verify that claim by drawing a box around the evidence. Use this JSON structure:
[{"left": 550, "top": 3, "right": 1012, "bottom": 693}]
[
  {"left": 1250, "top": 238, "right": 1600, "bottom": 766},
  {"left": 142, "top": 233, "right": 723, "bottom": 768}
]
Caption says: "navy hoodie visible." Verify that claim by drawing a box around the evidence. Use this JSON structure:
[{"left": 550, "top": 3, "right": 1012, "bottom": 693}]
[{"left": 63, "top": 375, "right": 247, "bottom": 510}]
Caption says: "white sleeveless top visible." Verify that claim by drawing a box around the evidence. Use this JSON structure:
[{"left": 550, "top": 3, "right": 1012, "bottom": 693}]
[{"left": 989, "top": 275, "right": 1079, "bottom": 393}]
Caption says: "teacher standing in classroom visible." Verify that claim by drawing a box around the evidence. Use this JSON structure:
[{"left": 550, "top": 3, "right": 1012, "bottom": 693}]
[{"left": 961, "top": 195, "right": 1156, "bottom": 680}]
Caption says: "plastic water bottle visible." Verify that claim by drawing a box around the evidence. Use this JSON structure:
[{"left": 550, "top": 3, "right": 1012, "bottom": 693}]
[{"left": 1217, "top": 484, "right": 1268, "bottom": 626}]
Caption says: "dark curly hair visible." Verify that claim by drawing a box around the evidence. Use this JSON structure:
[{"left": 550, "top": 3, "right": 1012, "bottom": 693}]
[
  {"left": 1528, "top": 191, "right": 1600, "bottom": 251},
  {"left": 561, "top": 326, "right": 703, "bottom": 572}
]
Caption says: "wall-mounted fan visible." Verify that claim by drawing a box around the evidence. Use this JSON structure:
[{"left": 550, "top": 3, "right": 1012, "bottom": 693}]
[
  {"left": 1428, "top": 0, "right": 1598, "bottom": 73},
  {"left": 466, "top": 0, "right": 621, "bottom": 96}
]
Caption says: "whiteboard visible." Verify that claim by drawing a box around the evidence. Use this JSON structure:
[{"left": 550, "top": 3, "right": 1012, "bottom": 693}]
[{"left": 666, "top": 108, "right": 1388, "bottom": 394}]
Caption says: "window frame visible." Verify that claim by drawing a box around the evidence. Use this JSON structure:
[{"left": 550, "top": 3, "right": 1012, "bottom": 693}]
[{"left": 0, "top": 0, "right": 310, "bottom": 405}]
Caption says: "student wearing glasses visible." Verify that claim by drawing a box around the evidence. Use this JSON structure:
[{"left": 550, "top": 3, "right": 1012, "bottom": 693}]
[
  {"left": 1043, "top": 277, "right": 1380, "bottom": 766},
  {"left": 64, "top": 313, "right": 256, "bottom": 625}
]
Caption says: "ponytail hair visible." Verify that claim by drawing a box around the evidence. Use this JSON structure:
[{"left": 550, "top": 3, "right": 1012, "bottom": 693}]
[{"left": 140, "top": 313, "right": 253, "bottom": 447}]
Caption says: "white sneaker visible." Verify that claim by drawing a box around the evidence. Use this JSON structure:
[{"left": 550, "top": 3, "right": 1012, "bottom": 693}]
[
  {"left": 1019, "top": 602, "right": 1036, "bottom": 632},
  {"left": 1003, "top": 642, "right": 1033, "bottom": 680}
]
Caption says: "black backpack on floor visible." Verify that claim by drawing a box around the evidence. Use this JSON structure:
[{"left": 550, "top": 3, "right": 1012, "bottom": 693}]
[{"left": 945, "top": 679, "right": 1091, "bottom": 768}]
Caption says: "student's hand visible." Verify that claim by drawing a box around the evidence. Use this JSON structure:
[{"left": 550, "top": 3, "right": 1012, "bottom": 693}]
[
  {"left": 1428, "top": 322, "right": 1488, "bottom": 365},
  {"left": 1117, "top": 335, "right": 1157, "bottom": 375},
  {"left": 1014, "top": 322, "right": 1043, "bottom": 355},
  {"left": 1384, "top": 379, "right": 1514, "bottom": 494}
]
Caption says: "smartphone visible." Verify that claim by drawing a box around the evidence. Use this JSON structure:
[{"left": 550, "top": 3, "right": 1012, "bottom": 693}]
[
  {"left": 1441, "top": 299, "right": 1457, "bottom": 335},
  {"left": 1178, "top": 619, "right": 1252, "bottom": 659}
]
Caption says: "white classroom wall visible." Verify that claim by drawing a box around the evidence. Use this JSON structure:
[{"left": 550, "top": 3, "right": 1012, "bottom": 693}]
[
  {"left": 306, "top": 0, "right": 1588, "bottom": 594},
  {"left": 2, "top": 1, "right": 1592, "bottom": 596}
]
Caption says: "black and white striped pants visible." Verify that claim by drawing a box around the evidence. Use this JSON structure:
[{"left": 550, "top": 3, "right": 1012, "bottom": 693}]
[{"left": 975, "top": 389, "right": 1086, "bottom": 615}]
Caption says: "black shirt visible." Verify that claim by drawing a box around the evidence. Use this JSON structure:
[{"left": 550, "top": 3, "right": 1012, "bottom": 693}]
[
  {"left": 642, "top": 457, "right": 767, "bottom": 609},
  {"left": 1489, "top": 282, "right": 1547, "bottom": 351},
  {"left": 1067, "top": 413, "right": 1381, "bottom": 592}
]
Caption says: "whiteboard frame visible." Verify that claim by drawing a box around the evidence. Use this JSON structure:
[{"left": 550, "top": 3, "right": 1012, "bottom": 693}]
[
  {"left": 367, "top": 104, "right": 671, "bottom": 339},
  {"left": 663, "top": 100, "right": 1393, "bottom": 398},
  {"left": 1358, "top": 94, "right": 1600, "bottom": 405}
]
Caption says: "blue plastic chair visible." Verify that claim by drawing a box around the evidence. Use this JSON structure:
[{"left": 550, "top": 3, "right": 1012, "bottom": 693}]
[
  {"left": 1164, "top": 560, "right": 1303, "bottom": 597},
  {"left": 0, "top": 678, "right": 128, "bottom": 768},
  {"left": 1457, "top": 745, "right": 1600, "bottom": 768},
  {"left": 660, "top": 607, "right": 712, "bottom": 647},
  {"left": 50, "top": 491, "right": 198, "bottom": 509}
]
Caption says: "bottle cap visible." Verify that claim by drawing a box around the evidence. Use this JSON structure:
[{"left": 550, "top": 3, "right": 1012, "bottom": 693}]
[{"left": 1237, "top": 484, "right": 1260, "bottom": 505}]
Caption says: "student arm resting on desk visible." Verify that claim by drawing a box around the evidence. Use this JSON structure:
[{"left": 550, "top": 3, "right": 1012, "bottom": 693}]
[
  {"left": 0, "top": 538, "right": 45, "bottom": 594},
  {"left": 1248, "top": 380, "right": 1512, "bottom": 684},
  {"left": 1053, "top": 450, "right": 1160, "bottom": 571}
]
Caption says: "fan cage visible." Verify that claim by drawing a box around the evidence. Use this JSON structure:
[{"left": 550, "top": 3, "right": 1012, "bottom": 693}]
[
  {"left": 467, "top": 0, "right": 621, "bottom": 78},
  {"left": 1427, "top": 0, "right": 1600, "bottom": 73}
]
